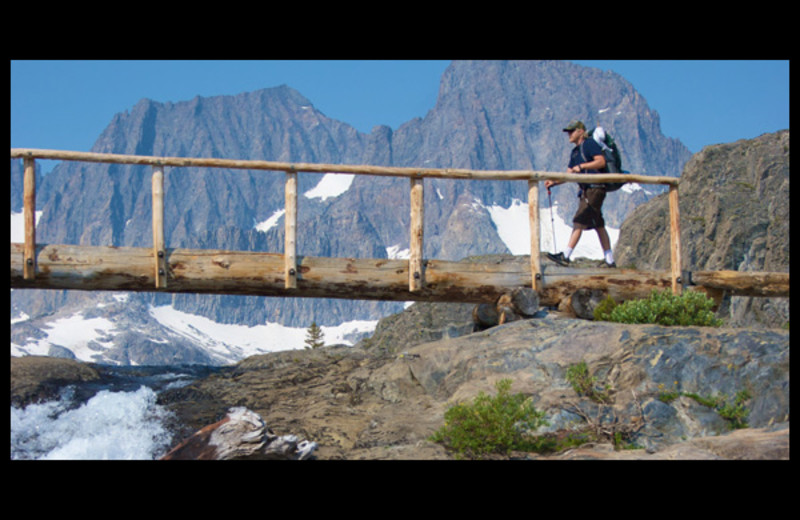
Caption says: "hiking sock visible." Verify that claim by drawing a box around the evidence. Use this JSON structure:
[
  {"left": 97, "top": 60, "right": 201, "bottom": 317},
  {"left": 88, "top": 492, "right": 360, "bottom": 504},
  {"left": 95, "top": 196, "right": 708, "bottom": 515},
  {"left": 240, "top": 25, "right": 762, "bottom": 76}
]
[
  {"left": 604, "top": 250, "right": 614, "bottom": 265},
  {"left": 564, "top": 247, "right": 573, "bottom": 261}
]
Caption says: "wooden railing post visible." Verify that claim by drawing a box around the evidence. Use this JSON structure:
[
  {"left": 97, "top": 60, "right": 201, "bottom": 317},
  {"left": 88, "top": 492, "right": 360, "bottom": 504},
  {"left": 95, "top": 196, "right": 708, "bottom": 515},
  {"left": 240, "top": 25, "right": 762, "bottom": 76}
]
[
  {"left": 409, "top": 176, "right": 424, "bottom": 291},
  {"left": 23, "top": 157, "right": 36, "bottom": 280},
  {"left": 528, "top": 180, "right": 541, "bottom": 291},
  {"left": 152, "top": 165, "right": 167, "bottom": 289},
  {"left": 285, "top": 169, "right": 298, "bottom": 289},
  {"left": 669, "top": 184, "right": 682, "bottom": 295}
]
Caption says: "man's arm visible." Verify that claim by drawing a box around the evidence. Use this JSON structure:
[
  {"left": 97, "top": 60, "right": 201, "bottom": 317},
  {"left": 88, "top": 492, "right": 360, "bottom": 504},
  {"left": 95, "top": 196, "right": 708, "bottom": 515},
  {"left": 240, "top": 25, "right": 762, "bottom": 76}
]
[
  {"left": 567, "top": 154, "right": 606, "bottom": 173},
  {"left": 546, "top": 153, "right": 607, "bottom": 188}
]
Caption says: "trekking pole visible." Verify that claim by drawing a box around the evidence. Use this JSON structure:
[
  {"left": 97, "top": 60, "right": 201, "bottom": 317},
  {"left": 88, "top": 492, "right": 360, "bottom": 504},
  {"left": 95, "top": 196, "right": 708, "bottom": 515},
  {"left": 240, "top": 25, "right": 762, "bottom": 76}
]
[{"left": 547, "top": 187, "right": 557, "bottom": 254}]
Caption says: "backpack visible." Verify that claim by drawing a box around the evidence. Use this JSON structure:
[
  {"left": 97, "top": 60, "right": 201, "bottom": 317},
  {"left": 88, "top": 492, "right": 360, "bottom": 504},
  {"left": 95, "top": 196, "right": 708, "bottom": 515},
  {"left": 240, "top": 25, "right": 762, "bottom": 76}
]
[{"left": 587, "top": 127, "right": 626, "bottom": 192}]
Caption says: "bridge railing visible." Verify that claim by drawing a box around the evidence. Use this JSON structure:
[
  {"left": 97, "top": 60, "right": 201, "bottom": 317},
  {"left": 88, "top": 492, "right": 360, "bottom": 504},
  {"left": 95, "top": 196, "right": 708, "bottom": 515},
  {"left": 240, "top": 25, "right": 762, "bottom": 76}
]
[{"left": 10, "top": 148, "right": 685, "bottom": 294}]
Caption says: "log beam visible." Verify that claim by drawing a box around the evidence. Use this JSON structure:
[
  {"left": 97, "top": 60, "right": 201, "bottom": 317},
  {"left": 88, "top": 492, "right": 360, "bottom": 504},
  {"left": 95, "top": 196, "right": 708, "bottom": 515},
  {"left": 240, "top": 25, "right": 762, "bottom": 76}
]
[
  {"left": 10, "top": 243, "right": 528, "bottom": 303},
  {"left": 690, "top": 270, "right": 790, "bottom": 297},
  {"left": 10, "top": 244, "right": 788, "bottom": 304}
]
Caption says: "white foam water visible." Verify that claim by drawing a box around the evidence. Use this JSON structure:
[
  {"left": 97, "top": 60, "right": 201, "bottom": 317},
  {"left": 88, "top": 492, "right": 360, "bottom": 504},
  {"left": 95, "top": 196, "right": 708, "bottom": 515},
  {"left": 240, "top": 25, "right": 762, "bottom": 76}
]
[{"left": 10, "top": 386, "right": 175, "bottom": 460}]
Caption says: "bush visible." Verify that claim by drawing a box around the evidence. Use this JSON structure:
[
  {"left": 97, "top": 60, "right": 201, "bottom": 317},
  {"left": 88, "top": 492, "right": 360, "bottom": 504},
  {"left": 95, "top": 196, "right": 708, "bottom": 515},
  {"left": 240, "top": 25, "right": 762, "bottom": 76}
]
[
  {"left": 594, "top": 289, "right": 722, "bottom": 327},
  {"left": 429, "top": 379, "right": 548, "bottom": 458},
  {"left": 659, "top": 386, "right": 752, "bottom": 430},
  {"left": 566, "top": 361, "right": 611, "bottom": 403},
  {"left": 593, "top": 296, "right": 618, "bottom": 322}
]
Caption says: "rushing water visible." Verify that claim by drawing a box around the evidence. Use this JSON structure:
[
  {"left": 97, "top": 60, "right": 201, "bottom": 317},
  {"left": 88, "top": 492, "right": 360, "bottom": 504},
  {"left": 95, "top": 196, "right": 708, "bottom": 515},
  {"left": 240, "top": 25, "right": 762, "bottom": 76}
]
[
  {"left": 11, "top": 386, "right": 174, "bottom": 460},
  {"left": 10, "top": 365, "right": 220, "bottom": 460}
]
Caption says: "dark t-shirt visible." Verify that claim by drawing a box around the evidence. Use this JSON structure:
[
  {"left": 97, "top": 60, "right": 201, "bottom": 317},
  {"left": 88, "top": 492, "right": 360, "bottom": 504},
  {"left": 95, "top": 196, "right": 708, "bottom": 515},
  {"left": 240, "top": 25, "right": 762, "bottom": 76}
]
[
  {"left": 569, "top": 138, "right": 606, "bottom": 173},
  {"left": 569, "top": 138, "right": 607, "bottom": 191}
]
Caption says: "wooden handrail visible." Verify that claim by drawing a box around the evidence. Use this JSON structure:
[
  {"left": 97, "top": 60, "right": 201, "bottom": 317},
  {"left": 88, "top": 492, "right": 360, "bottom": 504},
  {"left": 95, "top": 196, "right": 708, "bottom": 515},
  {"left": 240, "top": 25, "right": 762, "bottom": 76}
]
[
  {"left": 10, "top": 148, "right": 679, "bottom": 184},
  {"left": 11, "top": 148, "right": 685, "bottom": 295}
]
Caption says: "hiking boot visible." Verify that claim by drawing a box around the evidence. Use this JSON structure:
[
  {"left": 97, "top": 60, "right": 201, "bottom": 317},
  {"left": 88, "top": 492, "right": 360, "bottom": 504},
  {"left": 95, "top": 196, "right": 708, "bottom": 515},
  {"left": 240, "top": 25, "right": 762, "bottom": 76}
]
[
  {"left": 602, "top": 262, "right": 617, "bottom": 268},
  {"left": 547, "top": 252, "right": 570, "bottom": 266}
]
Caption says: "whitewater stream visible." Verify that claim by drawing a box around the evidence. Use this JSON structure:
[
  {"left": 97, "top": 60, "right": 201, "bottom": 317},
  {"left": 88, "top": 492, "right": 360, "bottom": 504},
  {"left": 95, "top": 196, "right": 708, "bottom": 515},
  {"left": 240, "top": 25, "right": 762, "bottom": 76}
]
[{"left": 10, "top": 365, "right": 218, "bottom": 460}]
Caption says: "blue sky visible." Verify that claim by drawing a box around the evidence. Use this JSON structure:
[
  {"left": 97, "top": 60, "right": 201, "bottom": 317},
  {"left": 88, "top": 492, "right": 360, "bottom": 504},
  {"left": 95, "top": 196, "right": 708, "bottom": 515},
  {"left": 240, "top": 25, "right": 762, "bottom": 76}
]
[{"left": 11, "top": 60, "right": 789, "bottom": 170}]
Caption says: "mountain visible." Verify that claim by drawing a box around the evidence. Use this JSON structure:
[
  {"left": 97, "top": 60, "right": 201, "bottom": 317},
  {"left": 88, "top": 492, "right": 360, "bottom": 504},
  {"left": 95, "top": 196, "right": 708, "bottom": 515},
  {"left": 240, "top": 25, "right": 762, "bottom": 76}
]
[{"left": 11, "top": 60, "right": 694, "bottom": 364}]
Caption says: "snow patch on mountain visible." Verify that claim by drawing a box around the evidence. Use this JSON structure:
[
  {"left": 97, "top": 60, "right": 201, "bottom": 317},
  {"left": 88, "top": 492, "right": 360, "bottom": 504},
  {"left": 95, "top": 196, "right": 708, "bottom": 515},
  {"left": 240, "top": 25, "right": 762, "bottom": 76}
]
[
  {"left": 11, "top": 299, "right": 378, "bottom": 366},
  {"left": 386, "top": 244, "right": 410, "bottom": 259},
  {"left": 254, "top": 209, "right": 285, "bottom": 232},
  {"left": 304, "top": 173, "right": 355, "bottom": 201},
  {"left": 10, "top": 210, "right": 42, "bottom": 243},
  {"left": 148, "top": 305, "right": 376, "bottom": 359},
  {"left": 485, "top": 198, "right": 619, "bottom": 260},
  {"left": 11, "top": 312, "right": 117, "bottom": 362}
]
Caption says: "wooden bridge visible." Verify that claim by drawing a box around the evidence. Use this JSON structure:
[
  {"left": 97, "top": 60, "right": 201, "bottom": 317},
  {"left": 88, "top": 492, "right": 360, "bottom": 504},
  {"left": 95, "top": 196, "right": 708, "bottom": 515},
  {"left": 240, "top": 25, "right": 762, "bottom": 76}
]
[{"left": 10, "top": 148, "right": 789, "bottom": 310}]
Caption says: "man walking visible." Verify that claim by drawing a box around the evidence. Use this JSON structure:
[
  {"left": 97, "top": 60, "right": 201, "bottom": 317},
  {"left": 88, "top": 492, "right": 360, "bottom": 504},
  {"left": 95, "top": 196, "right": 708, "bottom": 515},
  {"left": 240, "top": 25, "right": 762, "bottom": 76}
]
[{"left": 545, "top": 120, "right": 616, "bottom": 268}]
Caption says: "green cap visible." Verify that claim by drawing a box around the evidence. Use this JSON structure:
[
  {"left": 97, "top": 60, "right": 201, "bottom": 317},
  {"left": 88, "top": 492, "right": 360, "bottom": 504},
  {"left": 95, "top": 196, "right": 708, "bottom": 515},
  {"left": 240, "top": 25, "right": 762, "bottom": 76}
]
[{"left": 563, "top": 120, "right": 586, "bottom": 132}]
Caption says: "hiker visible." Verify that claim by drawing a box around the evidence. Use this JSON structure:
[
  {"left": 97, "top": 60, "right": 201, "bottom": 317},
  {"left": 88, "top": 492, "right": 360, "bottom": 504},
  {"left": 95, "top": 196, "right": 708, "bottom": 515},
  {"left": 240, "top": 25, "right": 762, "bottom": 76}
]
[{"left": 544, "top": 120, "right": 616, "bottom": 268}]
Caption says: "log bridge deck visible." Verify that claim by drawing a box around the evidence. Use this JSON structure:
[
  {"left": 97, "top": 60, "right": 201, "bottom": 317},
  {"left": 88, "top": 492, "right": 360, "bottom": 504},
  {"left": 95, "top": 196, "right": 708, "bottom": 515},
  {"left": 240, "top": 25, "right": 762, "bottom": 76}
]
[{"left": 10, "top": 149, "right": 789, "bottom": 307}]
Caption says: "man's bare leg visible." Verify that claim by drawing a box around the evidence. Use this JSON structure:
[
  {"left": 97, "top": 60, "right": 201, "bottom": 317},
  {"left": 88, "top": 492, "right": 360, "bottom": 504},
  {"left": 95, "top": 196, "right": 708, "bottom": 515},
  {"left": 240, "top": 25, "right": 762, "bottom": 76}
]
[
  {"left": 596, "top": 227, "right": 610, "bottom": 251},
  {"left": 596, "top": 227, "right": 615, "bottom": 266},
  {"left": 568, "top": 228, "right": 582, "bottom": 249}
]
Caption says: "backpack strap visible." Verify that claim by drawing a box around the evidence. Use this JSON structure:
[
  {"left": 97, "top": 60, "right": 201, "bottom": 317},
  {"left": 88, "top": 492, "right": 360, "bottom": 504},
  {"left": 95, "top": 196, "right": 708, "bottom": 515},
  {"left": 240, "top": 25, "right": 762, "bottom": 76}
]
[
  {"left": 574, "top": 143, "right": 600, "bottom": 190},
  {"left": 579, "top": 141, "right": 600, "bottom": 167},
  {"left": 579, "top": 142, "right": 609, "bottom": 190}
]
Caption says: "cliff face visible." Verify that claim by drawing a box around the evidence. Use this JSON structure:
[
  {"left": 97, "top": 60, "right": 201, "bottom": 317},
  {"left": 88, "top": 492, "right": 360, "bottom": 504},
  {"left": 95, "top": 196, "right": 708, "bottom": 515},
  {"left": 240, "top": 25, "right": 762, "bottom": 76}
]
[{"left": 615, "top": 130, "right": 790, "bottom": 327}]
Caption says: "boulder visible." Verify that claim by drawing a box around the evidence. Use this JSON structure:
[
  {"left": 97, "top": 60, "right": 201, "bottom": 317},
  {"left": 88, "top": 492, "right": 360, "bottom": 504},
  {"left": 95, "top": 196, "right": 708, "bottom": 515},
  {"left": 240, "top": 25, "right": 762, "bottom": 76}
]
[
  {"left": 161, "top": 407, "right": 316, "bottom": 460},
  {"left": 10, "top": 356, "right": 100, "bottom": 408}
]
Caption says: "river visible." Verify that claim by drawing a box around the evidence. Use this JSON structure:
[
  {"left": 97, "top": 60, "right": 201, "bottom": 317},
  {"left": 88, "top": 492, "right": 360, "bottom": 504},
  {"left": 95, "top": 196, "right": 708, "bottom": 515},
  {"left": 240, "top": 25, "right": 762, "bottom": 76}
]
[{"left": 10, "top": 364, "right": 221, "bottom": 460}]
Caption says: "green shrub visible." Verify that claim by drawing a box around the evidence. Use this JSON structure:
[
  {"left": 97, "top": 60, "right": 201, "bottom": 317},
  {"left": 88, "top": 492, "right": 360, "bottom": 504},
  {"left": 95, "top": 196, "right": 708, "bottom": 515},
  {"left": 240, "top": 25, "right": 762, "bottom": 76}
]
[
  {"left": 683, "top": 390, "right": 751, "bottom": 430},
  {"left": 593, "top": 296, "right": 618, "bottom": 321},
  {"left": 658, "top": 385, "right": 752, "bottom": 430},
  {"left": 595, "top": 289, "right": 722, "bottom": 327},
  {"left": 566, "top": 361, "right": 611, "bottom": 403},
  {"left": 717, "top": 390, "right": 752, "bottom": 429},
  {"left": 429, "top": 379, "right": 548, "bottom": 458}
]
